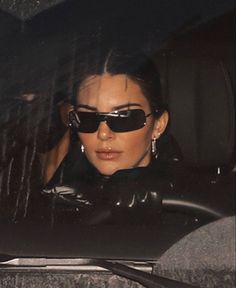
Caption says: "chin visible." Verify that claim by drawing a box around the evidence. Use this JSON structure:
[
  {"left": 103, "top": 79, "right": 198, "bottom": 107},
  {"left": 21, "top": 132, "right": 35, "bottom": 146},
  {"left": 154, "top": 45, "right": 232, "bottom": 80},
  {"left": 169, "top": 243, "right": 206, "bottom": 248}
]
[
  {"left": 97, "top": 168, "right": 117, "bottom": 176},
  {"left": 95, "top": 164, "right": 121, "bottom": 176}
]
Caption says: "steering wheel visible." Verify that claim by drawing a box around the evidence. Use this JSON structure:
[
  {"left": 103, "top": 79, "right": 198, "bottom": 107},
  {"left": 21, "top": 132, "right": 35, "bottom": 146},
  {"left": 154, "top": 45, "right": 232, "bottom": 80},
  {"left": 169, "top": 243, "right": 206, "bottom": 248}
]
[{"left": 162, "top": 198, "right": 224, "bottom": 220}]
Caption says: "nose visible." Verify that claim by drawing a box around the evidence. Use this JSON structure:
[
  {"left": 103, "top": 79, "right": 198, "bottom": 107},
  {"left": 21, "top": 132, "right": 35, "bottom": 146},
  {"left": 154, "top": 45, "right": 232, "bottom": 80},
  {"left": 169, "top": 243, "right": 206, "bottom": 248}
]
[{"left": 97, "top": 121, "right": 114, "bottom": 141}]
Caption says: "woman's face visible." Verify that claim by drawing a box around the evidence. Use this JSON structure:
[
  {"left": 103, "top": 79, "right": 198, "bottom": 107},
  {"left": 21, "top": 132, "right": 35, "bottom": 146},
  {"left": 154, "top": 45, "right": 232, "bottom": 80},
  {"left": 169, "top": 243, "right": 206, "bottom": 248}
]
[{"left": 77, "top": 73, "right": 163, "bottom": 175}]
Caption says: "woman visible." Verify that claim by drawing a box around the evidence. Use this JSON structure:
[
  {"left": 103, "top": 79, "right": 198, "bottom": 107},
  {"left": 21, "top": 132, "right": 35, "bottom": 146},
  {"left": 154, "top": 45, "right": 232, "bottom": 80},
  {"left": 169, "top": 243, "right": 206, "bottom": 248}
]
[{"left": 35, "top": 50, "right": 182, "bottom": 226}]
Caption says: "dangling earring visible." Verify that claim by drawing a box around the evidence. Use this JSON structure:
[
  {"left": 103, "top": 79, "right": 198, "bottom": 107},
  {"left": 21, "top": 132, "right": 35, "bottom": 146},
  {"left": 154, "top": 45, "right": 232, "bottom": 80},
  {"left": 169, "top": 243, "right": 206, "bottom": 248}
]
[
  {"left": 152, "top": 137, "right": 157, "bottom": 155},
  {"left": 152, "top": 133, "right": 160, "bottom": 158},
  {"left": 81, "top": 144, "right": 85, "bottom": 153}
]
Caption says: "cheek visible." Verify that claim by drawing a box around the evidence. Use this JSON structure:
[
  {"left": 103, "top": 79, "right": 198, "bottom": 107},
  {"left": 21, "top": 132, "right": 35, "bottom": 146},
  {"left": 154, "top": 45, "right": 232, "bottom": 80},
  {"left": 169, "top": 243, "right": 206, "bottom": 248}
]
[
  {"left": 122, "top": 129, "right": 152, "bottom": 152},
  {"left": 78, "top": 134, "right": 96, "bottom": 154},
  {"left": 117, "top": 124, "right": 153, "bottom": 156}
]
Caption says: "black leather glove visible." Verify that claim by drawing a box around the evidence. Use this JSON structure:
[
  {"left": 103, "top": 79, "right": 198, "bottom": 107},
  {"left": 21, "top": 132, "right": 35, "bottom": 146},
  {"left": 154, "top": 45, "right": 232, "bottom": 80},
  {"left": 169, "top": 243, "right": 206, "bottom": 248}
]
[
  {"left": 41, "top": 185, "right": 94, "bottom": 225},
  {"left": 94, "top": 168, "right": 164, "bottom": 224},
  {"left": 104, "top": 177, "right": 162, "bottom": 210}
]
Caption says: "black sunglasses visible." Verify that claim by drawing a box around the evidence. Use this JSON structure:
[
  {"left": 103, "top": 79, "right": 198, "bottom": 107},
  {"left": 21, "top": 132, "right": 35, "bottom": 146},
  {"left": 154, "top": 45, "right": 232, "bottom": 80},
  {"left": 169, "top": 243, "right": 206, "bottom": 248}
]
[{"left": 68, "top": 109, "right": 152, "bottom": 133}]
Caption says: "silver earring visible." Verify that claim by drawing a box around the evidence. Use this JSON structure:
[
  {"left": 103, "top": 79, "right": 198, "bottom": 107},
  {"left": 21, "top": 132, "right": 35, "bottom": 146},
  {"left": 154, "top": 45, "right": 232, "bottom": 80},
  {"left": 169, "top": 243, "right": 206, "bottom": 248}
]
[
  {"left": 81, "top": 144, "right": 85, "bottom": 153},
  {"left": 152, "top": 137, "right": 157, "bottom": 155}
]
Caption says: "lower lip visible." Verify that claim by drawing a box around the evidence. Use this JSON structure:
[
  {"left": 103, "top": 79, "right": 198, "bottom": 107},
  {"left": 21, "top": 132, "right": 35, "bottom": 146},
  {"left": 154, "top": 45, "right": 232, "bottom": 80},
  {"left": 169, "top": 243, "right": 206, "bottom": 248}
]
[{"left": 96, "top": 151, "right": 122, "bottom": 160}]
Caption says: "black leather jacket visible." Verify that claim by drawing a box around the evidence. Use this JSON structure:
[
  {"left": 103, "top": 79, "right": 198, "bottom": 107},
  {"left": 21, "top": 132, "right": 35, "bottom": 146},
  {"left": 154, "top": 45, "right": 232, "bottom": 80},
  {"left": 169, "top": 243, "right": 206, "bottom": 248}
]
[
  {"left": 27, "top": 137, "right": 235, "bottom": 228},
  {"left": 38, "top": 161, "right": 170, "bottom": 225}
]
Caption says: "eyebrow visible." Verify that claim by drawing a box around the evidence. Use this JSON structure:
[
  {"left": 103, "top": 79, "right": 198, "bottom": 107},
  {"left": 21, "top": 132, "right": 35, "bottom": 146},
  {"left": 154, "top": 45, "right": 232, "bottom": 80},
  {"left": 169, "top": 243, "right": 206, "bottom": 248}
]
[
  {"left": 77, "top": 104, "right": 97, "bottom": 111},
  {"left": 77, "top": 103, "right": 142, "bottom": 111},
  {"left": 113, "top": 103, "right": 142, "bottom": 110}
]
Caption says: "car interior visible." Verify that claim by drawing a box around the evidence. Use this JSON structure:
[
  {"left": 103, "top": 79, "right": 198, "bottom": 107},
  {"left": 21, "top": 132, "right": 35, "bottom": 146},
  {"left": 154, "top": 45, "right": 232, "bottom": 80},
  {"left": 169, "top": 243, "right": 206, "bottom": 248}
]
[{"left": 0, "top": 1, "right": 235, "bottom": 287}]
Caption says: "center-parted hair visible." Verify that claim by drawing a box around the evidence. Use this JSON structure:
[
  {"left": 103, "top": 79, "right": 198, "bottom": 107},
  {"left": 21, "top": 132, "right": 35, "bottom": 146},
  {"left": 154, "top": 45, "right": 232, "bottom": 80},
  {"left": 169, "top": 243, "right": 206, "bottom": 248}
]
[{"left": 72, "top": 49, "right": 164, "bottom": 118}]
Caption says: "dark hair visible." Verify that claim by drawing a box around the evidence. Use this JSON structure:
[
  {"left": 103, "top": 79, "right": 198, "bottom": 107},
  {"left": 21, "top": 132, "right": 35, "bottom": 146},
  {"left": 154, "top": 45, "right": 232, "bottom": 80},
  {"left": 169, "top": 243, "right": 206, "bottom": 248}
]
[{"left": 72, "top": 49, "right": 164, "bottom": 117}]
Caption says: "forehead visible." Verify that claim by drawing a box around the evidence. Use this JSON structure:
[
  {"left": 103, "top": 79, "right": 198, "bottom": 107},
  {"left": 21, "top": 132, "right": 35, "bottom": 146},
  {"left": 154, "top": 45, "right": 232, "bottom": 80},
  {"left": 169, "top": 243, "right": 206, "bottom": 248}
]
[{"left": 77, "top": 73, "right": 150, "bottom": 111}]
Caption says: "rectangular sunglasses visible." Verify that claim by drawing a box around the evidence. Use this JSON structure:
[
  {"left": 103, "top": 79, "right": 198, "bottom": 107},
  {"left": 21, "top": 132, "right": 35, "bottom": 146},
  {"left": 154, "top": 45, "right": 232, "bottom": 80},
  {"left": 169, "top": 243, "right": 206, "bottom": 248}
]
[{"left": 68, "top": 109, "right": 152, "bottom": 133}]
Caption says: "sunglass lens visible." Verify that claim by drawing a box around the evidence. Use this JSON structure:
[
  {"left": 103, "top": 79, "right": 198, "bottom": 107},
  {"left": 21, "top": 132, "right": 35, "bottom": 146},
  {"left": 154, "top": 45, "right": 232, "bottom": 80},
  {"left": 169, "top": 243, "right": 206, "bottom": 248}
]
[
  {"left": 109, "top": 109, "right": 146, "bottom": 132},
  {"left": 76, "top": 112, "right": 100, "bottom": 133}
]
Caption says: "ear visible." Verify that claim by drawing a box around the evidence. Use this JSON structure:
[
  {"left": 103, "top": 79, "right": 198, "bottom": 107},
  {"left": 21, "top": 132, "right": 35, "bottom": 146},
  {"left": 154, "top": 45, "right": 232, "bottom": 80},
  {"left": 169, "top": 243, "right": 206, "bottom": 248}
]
[
  {"left": 152, "top": 111, "right": 169, "bottom": 139},
  {"left": 59, "top": 102, "right": 74, "bottom": 126}
]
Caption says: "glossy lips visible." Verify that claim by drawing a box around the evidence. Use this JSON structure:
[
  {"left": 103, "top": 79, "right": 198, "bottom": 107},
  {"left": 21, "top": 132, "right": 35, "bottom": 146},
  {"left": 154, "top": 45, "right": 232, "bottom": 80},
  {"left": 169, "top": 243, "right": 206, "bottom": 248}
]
[{"left": 96, "top": 148, "right": 122, "bottom": 160}]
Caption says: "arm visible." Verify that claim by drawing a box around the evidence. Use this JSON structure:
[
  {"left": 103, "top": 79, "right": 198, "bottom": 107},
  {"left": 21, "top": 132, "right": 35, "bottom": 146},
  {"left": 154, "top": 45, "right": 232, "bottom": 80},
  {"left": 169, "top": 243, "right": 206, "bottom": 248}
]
[
  {"left": 39, "top": 102, "right": 74, "bottom": 184},
  {"left": 39, "top": 130, "right": 71, "bottom": 184}
]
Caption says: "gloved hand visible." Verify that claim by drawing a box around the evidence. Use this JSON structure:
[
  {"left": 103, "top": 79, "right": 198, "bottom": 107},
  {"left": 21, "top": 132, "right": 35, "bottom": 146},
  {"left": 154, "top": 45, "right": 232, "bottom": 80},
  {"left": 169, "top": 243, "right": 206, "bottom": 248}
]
[
  {"left": 94, "top": 168, "right": 164, "bottom": 224},
  {"left": 105, "top": 179, "right": 162, "bottom": 210},
  {"left": 41, "top": 185, "right": 94, "bottom": 225}
]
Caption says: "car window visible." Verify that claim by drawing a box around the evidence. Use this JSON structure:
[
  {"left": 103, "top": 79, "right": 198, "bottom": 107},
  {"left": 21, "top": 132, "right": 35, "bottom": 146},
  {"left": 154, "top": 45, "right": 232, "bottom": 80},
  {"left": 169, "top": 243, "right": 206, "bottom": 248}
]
[
  {"left": 0, "top": 0, "right": 235, "bottom": 254},
  {"left": 0, "top": 2, "right": 235, "bottom": 288}
]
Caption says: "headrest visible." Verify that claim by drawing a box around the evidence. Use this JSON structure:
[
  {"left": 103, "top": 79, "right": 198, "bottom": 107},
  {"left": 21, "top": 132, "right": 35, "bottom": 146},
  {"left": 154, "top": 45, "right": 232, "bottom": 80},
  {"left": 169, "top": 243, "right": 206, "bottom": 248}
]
[
  {"left": 160, "top": 13, "right": 235, "bottom": 168},
  {"left": 167, "top": 55, "right": 235, "bottom": 168}
]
